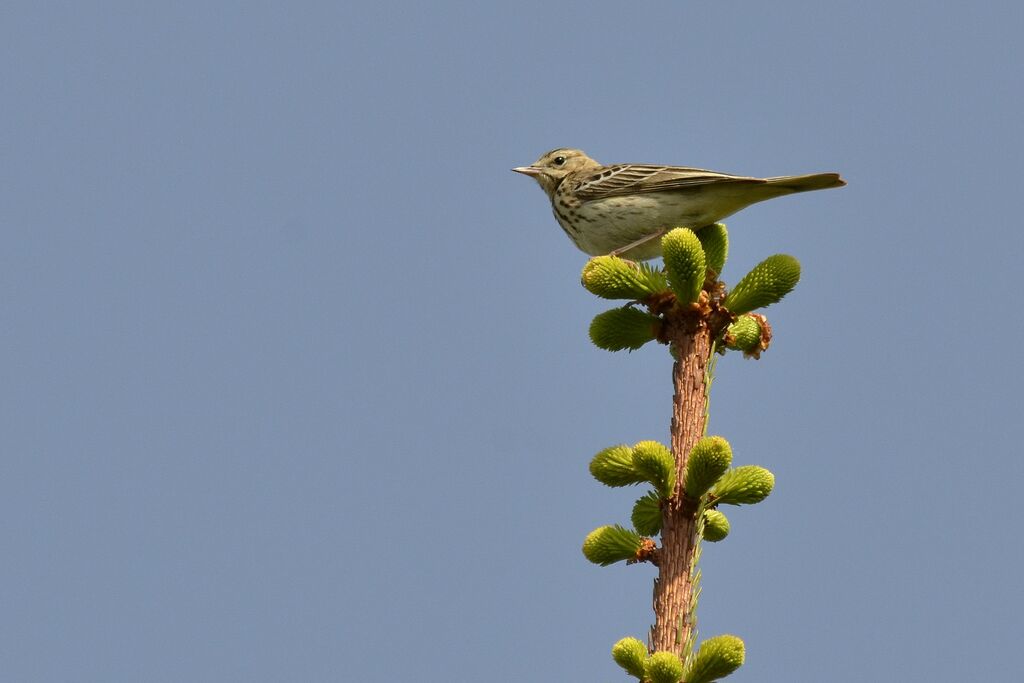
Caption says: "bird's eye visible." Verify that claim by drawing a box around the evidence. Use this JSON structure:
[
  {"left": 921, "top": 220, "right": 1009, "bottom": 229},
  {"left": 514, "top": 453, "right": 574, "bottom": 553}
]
[{"left": 553, "top": 156, "right": 566, "bottom": 166}]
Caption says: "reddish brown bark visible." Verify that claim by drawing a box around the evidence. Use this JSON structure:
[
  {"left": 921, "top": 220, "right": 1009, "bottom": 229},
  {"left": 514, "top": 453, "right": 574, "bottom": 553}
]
[{"left": 650, "top": 321, "right": 712, "bottom": 655}]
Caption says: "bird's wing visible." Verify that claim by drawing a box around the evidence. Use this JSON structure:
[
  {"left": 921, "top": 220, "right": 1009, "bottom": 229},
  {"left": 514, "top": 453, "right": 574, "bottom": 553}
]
[{"left": 573, "top": 164, "right": 764, "bottom": 201}]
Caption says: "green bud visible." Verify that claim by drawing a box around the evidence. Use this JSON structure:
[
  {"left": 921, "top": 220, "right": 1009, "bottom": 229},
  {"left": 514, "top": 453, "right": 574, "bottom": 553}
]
[
  {"left": 632, "top": 440, "right": 676, "bottom": 498},
  {"left": 684, "top": 436, "right": 733, "bottom": 498},
  {"left": 724, "top": 254, "right": 801, "bottom": 314},
  {"left": 589, "top": 444, "right": 644, "bottom": 487},
  {"left": 582, "top": 525, "right": 645, "bottom": 566},
  {"left": 702, "top": 509, "right": 730, "bottom": 542},
  {"left": 710, "top": 466, "right": 775, "bottom": 506},
  {"left": 632, "top": 490, "right": 663, "bottom": 536},
  {"left": 661, "top": 228, "right": 706, "bottom": 304},
  {"left": 611, "top": 637, "right": 648, "bottom": 678},
  {"left": 683, "top": 635, "right": 745, "bottom": 683},
  {"left": 581, "top": 256, "right": 668, "bottom": 300},
  {"left": 646, "top": 651, "right": 684, "bottom": 683},
  {"left": 696, "top": 223, "right": 729, "bottom": 275},
  {"left": 724, "top": 315, "right": 761, "bottom": 352},
  {"left": 589, "top": 307, "right": 659, "bottom": 352}
]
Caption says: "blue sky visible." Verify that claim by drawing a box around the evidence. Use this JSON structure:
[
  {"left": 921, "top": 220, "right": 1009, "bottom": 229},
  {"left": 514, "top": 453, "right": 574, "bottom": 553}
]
[{"left": 2, "top": 2, "right": 1022, "bottom": 681}]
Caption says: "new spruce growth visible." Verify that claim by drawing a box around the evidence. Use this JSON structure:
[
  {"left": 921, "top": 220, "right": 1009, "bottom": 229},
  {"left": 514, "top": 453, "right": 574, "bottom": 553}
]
[
  {"left": 589, "top": 307, "right": 660, "bottom": 351},
  {"left": 611, "top": 638, "right": 686, "bottom": 683},
  {"left": 632, "top": 491, "right": 663, "bottom": 536},
  {"left": 575, "top": 222, "right": 811, "bottom": 679},
  {"left": 701, "top": 509, "right": 730, "bottom": 542},
  {"left": 632, "top": 440, "right": 676, "bottom": 499},
  {"left": 709, "top": 466, "right": 775, "bottom": 506},
  {"left": 724, "top": 254, "right": 801, "bottom": 314},
  {"left": 724, "top": 315, "right": 761, "bottom": 353},
  {"left": 590, "top": 444, "right": 646, "bottom": 487},
  {"left": 589, "top": 441, "right": 676, "bottom": 496},
  {"left": 582, "top": 525, "right": 647, "bottom": 566},
  {"left": 612, "top": 638, "right": 649, "bottom": 679},
  {"left": 582, "top": 256, "right": 669, "bottom": 300},
  {"left": 684, "top": 635, "right": 746, "bottom": 683},
  {"left": 646, "top": 651, "right": 685, "bottom": 683},
  {"left": 696, "top": 223, "right": 729, "bottom": 276},
  {"left": 684, "top": 436, "right": 733, "bottom": 498},
  {"left": 661, "top": 228, "right": 706, "bottom": 304}
]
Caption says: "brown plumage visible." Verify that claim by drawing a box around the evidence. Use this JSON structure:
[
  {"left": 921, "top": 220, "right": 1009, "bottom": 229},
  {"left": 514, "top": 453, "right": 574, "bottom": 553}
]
[{"left": 513, "top": 148, "right": 845, "bottom": 260}]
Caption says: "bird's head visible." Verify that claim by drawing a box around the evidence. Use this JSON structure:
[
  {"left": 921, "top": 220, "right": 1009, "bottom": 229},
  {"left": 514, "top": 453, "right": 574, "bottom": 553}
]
[{"left": 512, "top": 148, "right": 600, "bottom": 197}]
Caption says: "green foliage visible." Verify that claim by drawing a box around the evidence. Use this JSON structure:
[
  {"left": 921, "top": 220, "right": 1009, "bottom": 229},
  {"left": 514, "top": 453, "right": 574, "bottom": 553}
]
[
  {"left": 590, "top": 444, "right": 645, "bottom": 487},
  {"left": 611, "top": 637, "right": 648, "bottom": 679},
  {"left": 701, "top": 509, "right": 730, "bottom": 542},
  {"left": 724, "top": 254, "right": 801, "bottom": 314},
  {"left": 589, "top": 307, "right": 659, "bottom": 352},
  {"left": 709, "top": 466, "right": 775, "bottom": 506},
  {"left": 661, "top": 228, "right": 706, "bottom": 304},
  {"left": 646, "top": 651, "right": 684, "bottom": 683},
  {"left": 683, "top": 635, "right": 745, "bottom": 683},
  {"left": 575, "top": 217, "right": 798, "bottom": 677},
  {"left": 581, "top": 256, "right": 668, "bottom": 300},
  {"left": 631, "top": 490, "right": 663, "bottom": 536},
  {"left": 696, "top": 223, "right": 729, "bottom": 276},
  {"left": 582, "top": 525, "right": 645, "bottom": 566},
  {"left": 724, "top": 315, "right": 761, "bottom": 353},
  {"left": 684, "top": 436, "right": 733, "bottom": 498},
  {"left": 632, "top": 440, "right": 676, "bottom": 498},
  {"left": 589, "top": 441, "right": 676, "bottom": 498}
]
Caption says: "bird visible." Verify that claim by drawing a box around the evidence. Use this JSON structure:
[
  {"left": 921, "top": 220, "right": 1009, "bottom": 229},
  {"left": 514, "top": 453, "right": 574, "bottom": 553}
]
[{"left": 512, "top": 148, "right": 845, "bottom": 260}]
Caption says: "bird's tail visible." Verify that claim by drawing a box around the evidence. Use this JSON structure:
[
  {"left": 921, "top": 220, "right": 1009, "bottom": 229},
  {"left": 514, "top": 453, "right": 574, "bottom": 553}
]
[{"left": 764, "top": 172, "right": 846, "bottom": 193}]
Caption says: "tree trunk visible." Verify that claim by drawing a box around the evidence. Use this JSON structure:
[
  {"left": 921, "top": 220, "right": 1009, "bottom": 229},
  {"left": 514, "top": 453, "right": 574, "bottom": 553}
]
[{"left": 650, "top": 322, "right": 712, "bottom": 655}]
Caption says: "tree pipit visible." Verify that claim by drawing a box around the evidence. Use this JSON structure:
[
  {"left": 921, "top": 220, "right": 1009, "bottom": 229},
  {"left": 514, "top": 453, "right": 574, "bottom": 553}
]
[{"left": 513, "top": 148, "right": 845, "bottom": 260}]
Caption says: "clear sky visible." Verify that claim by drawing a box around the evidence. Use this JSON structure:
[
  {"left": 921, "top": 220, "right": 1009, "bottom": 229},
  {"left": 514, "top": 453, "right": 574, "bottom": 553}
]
[{"left": 2, "top": 2, "right": 1022, "bottom": 681}]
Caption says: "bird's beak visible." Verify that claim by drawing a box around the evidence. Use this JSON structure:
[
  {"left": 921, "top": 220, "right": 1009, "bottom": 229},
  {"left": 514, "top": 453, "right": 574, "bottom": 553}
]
[{"left": 512, "top": 166, "right": 542, "bottom": 177}]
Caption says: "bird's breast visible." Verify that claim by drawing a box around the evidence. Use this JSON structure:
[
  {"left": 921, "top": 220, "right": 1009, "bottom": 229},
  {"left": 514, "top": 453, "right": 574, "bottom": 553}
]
[{"left": 569, "top": 193, "right": 709, "bottom": 256}]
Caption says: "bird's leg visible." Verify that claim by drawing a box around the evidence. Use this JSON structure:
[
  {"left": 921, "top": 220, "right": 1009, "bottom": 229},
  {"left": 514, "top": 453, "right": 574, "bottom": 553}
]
[{"left": 608, "top": 228, "right": 668, "bottom": 258}]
